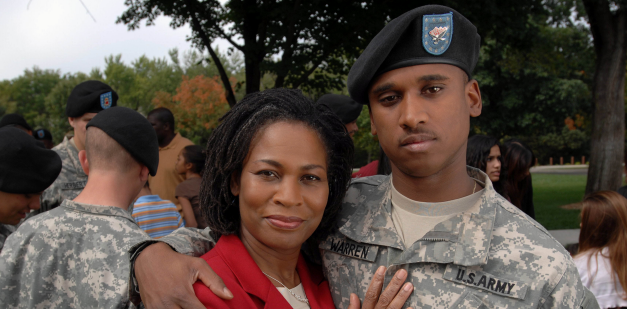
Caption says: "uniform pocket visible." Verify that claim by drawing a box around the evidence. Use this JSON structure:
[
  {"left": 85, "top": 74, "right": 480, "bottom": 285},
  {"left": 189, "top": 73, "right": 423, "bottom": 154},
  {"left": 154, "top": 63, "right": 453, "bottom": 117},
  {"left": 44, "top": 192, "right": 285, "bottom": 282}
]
[{"left": 450, "top": 291, "right": 490, "bottom": 309}]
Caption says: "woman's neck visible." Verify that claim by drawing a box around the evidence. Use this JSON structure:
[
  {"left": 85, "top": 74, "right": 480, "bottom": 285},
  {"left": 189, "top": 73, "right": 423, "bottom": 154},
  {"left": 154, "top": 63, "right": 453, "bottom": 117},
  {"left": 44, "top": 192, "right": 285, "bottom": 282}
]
[
  {"left": 185, "top": 171, "right": 201, "bottom": 180},
  {"left": 240, "top": 228, "right": 301, "bottom": 288}
]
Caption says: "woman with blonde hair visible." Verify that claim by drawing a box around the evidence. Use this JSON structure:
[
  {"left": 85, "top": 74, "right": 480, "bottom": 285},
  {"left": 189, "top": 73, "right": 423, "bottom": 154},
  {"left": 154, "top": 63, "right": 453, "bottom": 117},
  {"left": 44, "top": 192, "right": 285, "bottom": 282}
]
[{"left": 575, "top": 191, "right": 627, "bottom": 309}]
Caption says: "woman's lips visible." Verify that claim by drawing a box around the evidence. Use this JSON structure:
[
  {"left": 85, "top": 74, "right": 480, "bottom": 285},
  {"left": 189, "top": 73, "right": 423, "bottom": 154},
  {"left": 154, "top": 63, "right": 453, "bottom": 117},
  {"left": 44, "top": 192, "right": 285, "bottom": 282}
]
[{"left": 265, "top": 215, "right": 304, "bottom": 230}]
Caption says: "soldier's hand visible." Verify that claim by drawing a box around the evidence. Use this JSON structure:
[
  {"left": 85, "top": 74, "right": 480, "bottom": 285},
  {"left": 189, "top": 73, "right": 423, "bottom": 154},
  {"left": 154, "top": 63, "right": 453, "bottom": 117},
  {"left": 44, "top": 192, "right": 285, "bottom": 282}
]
[
  {"left": 135, "top": 242, "right": 233, "bottom": 309},
  {"left": 347, "top": 266, "right": 414, "bottom": 309}
]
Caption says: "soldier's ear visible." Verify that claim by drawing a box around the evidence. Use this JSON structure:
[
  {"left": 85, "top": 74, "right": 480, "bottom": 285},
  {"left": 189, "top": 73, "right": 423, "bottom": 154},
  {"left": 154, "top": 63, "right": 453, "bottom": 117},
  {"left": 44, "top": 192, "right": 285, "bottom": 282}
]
[{"left": 78, "top": 150, "right": 90, "bottom": 175}]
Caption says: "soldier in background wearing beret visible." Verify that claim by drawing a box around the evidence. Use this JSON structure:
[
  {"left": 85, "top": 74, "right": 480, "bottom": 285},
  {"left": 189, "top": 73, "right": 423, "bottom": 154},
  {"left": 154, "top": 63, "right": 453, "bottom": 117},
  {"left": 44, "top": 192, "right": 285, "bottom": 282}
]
[
  {"left": 38, "top": 80, "right": 118, "bottom": 215},
  {"left": 0, "top": 106, "right": 157, "bottom": 308},
  {"left": 127, "top": 5, "right": 600, "bottom": 309},
  {"left": 0, "top": 113, "right": 34, "bottom": 135},
  {"left": 316, "top": 94, "right": 362, "bottom": 138},
  {"left": 0, "top": 127, "right": 62, "bottom": 251},
  {"left": 33, "top": 128, "right": 55, "bottom": 149}
]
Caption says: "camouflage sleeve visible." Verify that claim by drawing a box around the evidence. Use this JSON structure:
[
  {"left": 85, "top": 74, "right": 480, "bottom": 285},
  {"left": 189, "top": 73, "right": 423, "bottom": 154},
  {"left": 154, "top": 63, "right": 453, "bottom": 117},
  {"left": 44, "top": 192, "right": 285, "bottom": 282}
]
[{"left": 541, "top": 261, "right": 600, "bottom": 309}]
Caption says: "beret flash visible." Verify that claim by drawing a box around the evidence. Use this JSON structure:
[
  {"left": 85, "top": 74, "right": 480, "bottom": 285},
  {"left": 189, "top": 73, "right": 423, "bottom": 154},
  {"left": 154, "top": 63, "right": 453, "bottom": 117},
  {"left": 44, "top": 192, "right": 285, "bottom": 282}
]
[
  {"left": 348, "top": 5, "right": 481, "bottom": 104},
  {"left": 86, "top": 106, "right": 159, "bottom": 176},
  {"left": 316, "top": 94, "right": 363, "bottom": 124},
  {"left": 33, "top": 128, "right": 53, "bottom": 141},
  {"left": 0, "top": 113, "right": 32, "bottom": 131},
  {"left": 0, "top": 127, "right": 62, "bottom": 194},
  {"left": 66, "top": 80, "right": 118, "bottom": 117}
]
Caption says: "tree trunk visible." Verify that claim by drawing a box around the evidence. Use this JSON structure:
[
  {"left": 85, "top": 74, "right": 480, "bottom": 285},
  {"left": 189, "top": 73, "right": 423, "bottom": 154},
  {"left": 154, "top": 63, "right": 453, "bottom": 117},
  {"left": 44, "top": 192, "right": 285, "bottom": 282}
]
[
  {"left": 242, "top": 0, "right": 265, "bottom": 94},
  {"left": 582, "top": 0, "right": 626, "bottom": 193}
]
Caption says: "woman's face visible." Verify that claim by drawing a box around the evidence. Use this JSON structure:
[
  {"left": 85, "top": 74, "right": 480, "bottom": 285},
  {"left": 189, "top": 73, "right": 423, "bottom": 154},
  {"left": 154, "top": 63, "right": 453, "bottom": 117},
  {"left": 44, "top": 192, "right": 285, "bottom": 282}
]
[
  {"left": 486, "top": 145, "right": 501, "bottom": 182},
  {"left": 175, "top": 150, "right": 187, "bottom": 175},
  {"left": 232, "top": 121, "right": 329, "bottom": 252}
]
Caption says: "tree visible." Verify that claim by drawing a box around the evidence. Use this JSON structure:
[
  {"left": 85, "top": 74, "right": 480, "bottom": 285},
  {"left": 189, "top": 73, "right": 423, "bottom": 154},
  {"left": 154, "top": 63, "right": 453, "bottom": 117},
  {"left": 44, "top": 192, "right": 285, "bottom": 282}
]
[{"left": 579, "top": 0, "right": 626, "bottom": 193}]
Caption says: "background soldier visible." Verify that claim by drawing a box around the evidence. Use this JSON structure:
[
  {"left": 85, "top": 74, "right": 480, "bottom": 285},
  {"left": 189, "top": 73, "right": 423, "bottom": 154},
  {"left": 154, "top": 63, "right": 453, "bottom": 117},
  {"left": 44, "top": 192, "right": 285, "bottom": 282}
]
[
  {"left": 127, "top": 5, "right": 600, "bottom": 309},
  {"left": 316, "top": 94, "right": 362, "bottom": 138},
  {"left": 0, "top": 127, "right": 61, "bottom": 250},
  {"left": 0, "top": 106, "right": 158, "bottom": 308},
  {"left": 33, "top": 128, "right": 55, "bottom": 149},
  {"left": 38, "top": 80, "right": 118, "bottom": 215}
]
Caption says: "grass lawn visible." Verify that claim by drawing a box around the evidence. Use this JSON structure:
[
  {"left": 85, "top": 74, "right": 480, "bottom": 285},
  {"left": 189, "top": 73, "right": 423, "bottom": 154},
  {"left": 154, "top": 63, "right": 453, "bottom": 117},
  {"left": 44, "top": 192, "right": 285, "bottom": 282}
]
[{"left": 532, "top": 174, "right": 586, "bottom": 230}]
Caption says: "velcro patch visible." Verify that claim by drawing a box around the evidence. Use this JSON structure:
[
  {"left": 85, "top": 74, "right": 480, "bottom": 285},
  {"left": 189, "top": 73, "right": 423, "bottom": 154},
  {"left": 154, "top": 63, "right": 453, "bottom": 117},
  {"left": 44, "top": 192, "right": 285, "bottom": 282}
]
[
  {"left": 100, "top": 92, "right": 113, "bottom": 109},
  {"left": 62, "top": 181, "right": 87, "bottom": 190},
  {"left": 443, "top": 265, "right": 528, "bottom": 300},
  {"left": 319, "top": 236, "right": 378, "bottom": 262}
]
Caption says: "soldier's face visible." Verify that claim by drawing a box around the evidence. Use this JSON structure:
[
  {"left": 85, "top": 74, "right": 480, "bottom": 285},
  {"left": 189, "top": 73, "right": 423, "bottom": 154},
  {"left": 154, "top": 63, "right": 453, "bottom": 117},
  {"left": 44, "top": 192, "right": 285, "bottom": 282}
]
[
  {"left": 0, "top": 191, "right": 41, "bottom": 225},
  {"left": 367, "top": 64, "right": 481, "bottom": 178},
  {"left": 68, "top": 113, "right": 97, "bottom": 151},
  {"left": 231, "top": 121, "right": 329, "bottom": 252}
]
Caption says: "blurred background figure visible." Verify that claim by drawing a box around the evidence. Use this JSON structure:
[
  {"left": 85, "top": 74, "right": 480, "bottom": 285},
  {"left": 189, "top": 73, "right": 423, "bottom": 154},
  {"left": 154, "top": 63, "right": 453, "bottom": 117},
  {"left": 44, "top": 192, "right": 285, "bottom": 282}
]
[
  {"left": 466, "top": 135, "right": 506, "bottom": 198},
  {"left": 33, "top": 128, "right": 54, "bottom": 149},
  {"left": 316, "top": 94, "right": 362, "bottom": 138},
  {"left": 503, "top": 139, "right": 536, "bottom": 219},
  {"left": 574, "top": 191, "right": 627, "bottom": 309},
  {"left": 147, "top": 107, "right": 194, "bottom": 218},
  {"left": 0, "top": 113, "right": 33, "bottom": 135},
  {"left": 175, "top": 145, "right": 206, "bottom": 229},
  {"left": 352, "top": 145, "right": 391, "bottom": 178},
  {"left": 132, "top": 181, "right": 184, "bottom": 238}
]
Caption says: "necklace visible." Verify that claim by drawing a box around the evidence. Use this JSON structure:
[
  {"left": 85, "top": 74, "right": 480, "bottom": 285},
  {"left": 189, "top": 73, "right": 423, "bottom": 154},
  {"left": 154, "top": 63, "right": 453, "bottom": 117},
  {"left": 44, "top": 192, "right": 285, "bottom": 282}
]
[
  {"left": 262, "top": 271, "right": 309, "bottom": 304},
  {"left": 472, "top": 181, "right": 477, "bottom": 194}
]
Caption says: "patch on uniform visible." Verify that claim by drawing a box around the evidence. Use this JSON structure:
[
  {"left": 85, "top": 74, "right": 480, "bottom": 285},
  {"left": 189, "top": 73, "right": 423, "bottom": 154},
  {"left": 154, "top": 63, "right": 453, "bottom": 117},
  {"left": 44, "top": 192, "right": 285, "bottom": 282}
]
[
  {"left": 37, "top": 130, "right": 45, "bottom": 139},
  {"left": 319, "top": 236, "right": 378, "bottom": 262},
  {"left": 443, "top": 264, "right": 528, "bottom": 300},
  {"left": 62, "top": 181, "right": 87, "bottom": 190},
  {"left": 100, "top": 92, "right": 113, "bottom": 109},
  {"left": 422, "top": 12, "right": 453, "bottom": 55}
]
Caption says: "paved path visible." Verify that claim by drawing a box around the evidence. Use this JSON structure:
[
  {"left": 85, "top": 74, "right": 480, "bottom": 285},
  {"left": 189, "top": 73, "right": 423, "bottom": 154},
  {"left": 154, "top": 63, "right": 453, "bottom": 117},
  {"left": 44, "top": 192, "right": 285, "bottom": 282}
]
[
  {"left": 548, "top": 229, "right": 580, "bottom": 245},
  {"left": 531, "top": 165, "right": 588, "bottom": 175}
]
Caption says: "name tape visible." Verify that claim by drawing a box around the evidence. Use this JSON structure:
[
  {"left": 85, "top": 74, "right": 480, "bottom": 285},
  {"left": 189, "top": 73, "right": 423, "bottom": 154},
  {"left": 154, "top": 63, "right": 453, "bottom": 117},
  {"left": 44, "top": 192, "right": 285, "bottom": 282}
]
[{"left": 443, "top": 264, "right": 528, "bottom": 300}]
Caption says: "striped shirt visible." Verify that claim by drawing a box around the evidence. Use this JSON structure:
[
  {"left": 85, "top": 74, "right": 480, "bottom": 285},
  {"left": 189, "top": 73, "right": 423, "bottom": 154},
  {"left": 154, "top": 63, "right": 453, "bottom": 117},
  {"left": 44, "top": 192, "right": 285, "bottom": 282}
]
[{"left": 132, "top": 195, "right": 185, "bottom": 238}]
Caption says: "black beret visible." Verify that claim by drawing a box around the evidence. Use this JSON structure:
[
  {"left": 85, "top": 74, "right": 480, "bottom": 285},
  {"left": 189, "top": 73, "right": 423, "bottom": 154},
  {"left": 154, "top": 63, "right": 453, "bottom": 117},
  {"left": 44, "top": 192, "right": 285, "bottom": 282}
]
[
  {"left": 66, "top": 80, "right": 118, "bottom": 117},
  {"left": 316, "top": 94, "right": 362, "bottom": 124},
  {"left": 0, "top": 113, "right": 32, "bottom": 131},
  {"left": 33, "top": 128, "right": 53, "bottom": 141},
  {"left": 86, "top": 107, "right": 159, "bottom": 176},
  {"left": 0, "top": 127, "right": 62, "bottom": 194},
  {"left": 348, "top": 5, "right": 481, "bottom": 104}
]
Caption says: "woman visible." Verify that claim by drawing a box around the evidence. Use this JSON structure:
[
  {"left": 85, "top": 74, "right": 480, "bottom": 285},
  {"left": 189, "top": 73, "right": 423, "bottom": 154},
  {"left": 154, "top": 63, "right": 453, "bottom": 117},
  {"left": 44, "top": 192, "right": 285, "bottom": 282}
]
[
  {"left": 192, "top": 89, "right": 409, "bottom": 309},
  {"left": 502, "top": 139, "right": 535, "bottom": 218},
  {"left": 574, "top": 191, "right": 627, "bottom": 309},
  {"left": 466, "top": 135, "right": 506, "bottom": 197}
]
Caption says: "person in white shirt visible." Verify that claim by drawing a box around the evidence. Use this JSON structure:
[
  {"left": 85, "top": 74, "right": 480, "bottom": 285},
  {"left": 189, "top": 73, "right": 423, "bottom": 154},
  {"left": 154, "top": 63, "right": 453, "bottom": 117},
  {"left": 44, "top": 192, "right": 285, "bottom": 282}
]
[{"left": 574, "top": 191, "right": 627, "bottom": 309}]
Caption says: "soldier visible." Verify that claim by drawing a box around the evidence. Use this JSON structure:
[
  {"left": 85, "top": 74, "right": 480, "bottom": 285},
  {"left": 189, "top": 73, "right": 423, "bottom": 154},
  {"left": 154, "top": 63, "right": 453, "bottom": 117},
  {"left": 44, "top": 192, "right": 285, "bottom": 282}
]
[
  {"left": 38, "top": 80, "right": 118, "bottom": 215},
  {"left": 0, "top": 127, "right": 61, "bottom": 251},
  {"left": 129, "top": 5, "right": 600, "bottom": 309},
  {"left": 316, "top": 94, "right": 362, "bottom": 138},
  {"left": 33, "top": 128, "right": 55, "bottom": 149},
  {"left": 0, "top": 106, "right": 157, "bottom": 308},
  {"left": 0, "top": 113, "right": 33, "bottom": 135}
]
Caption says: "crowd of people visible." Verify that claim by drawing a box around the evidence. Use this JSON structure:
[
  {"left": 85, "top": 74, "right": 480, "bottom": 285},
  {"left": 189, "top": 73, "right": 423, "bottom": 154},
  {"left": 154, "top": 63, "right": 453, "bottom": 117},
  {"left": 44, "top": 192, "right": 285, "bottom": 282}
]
[{"left": 1, "top": 4, "right": 625, "bottom": 309}]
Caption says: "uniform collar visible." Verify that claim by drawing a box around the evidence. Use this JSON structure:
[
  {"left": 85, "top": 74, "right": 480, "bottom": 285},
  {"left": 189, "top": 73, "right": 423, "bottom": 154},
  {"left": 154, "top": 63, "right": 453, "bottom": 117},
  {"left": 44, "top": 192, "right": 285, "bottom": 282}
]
[
  {"left": 61, "top": 199, "right": 135, "bottom": 223},
  {"left": 160, "top": 133, "right": 182, "bottom": 151},
  {"left": 215, "top": 234, "right": 325, "bottom": 308},
  {"left": 338, "top": 167, "right": 497, "bottom": 266}
]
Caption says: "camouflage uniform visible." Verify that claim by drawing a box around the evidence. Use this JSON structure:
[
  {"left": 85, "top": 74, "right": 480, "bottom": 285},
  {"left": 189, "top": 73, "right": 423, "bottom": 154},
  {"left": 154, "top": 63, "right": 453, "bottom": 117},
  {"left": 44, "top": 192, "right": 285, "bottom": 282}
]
[
  {"left": 0, "top": 199, "right": 150, "bottom": 308},
  {"left": 0, "top": 223, "right": 16, "bottom": 251},
  {"left": 38, "top": 136, "right": 87, "bottom": 214},
  {"left": 129, "top": 168, "right": 599, "bottom": 308}
]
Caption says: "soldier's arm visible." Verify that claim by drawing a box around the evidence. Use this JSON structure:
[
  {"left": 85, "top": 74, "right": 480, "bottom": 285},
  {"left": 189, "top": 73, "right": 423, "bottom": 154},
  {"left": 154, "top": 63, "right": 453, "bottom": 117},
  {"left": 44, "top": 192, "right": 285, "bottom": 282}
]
[{"left": 540, "top": 262, "right": 600, "bottom": 309}]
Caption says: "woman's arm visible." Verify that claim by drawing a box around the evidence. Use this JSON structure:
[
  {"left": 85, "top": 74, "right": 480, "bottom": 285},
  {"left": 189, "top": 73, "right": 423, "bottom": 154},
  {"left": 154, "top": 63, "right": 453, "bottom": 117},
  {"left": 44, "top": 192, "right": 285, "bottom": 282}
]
[{"left": 179, "top": 197, "right": 198, "bottom": 228}]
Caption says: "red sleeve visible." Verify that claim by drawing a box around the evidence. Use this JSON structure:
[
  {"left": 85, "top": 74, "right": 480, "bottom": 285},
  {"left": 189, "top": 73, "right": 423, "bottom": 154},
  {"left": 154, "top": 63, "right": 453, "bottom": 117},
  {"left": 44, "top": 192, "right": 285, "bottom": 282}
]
[{"left": 352, "top": 160, "right": 379, "bottom": 178}]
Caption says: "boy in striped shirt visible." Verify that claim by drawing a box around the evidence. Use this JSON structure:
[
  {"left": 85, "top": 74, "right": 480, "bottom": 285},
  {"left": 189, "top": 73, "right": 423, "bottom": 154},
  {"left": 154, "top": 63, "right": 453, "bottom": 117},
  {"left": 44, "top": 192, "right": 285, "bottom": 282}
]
[{"left": 132, "top": 182, "right": 184, "bottom": 238}]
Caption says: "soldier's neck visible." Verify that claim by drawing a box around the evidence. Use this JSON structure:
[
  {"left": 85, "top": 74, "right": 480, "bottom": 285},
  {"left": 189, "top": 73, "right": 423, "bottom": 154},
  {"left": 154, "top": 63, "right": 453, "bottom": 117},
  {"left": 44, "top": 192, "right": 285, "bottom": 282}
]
[
  {"left": 73, "top": 173, "right": 138, "bottom": 210},
  {"left": 391, "top": 158, "right": 475, "bottom": 203}
]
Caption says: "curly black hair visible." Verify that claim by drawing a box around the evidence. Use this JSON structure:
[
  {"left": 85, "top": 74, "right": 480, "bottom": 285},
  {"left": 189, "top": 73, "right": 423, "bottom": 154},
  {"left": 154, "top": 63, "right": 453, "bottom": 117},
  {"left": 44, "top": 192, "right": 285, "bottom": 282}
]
[{"left": 200, "top": 88, "right": 354, "bottom": 242}]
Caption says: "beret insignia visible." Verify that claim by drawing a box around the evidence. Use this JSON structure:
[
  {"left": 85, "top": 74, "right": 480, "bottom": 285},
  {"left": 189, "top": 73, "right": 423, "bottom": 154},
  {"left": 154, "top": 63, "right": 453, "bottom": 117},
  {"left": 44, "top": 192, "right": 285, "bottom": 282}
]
[
  {"left": 100, "top": 92, "right": 113, "bottom": 109},
  {"left": 37, "top": 130, "right": 45, "bottom": 139},
  {"left": 423, "top": 12, "right": 453, "bottom": 55}
]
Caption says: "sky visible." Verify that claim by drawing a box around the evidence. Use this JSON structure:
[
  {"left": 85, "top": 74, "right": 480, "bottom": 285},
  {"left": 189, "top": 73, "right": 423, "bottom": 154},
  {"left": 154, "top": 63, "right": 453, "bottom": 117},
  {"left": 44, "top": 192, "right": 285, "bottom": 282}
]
[{"left": 0, "top": 0, "right": 230, "bottom": 81}]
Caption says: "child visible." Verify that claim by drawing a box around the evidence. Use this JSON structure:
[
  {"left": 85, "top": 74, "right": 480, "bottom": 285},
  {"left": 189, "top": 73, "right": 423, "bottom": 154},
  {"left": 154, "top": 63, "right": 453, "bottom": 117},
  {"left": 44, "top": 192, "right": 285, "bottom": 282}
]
[
  {"left": 175, "top": 145, "right": 206, "bottom": 229},
  {"left": 0, "top": 106, "right": 157, "bottom": 307},
  {"left": 133, "top": 181, "right": 185, "bottom": 238},
  {"left": 574, "top": 191, "right": 627, "bottom": 308}
]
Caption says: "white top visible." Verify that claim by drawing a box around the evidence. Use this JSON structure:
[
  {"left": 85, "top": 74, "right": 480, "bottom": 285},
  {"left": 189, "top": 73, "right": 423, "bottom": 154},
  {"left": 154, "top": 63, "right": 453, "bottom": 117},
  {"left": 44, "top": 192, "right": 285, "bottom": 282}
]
[
  {"left": 390, "top": 177, "right": 484, "bottom": 248},
  {"left": 574, "top": 248, "right": 627, "bottom": 309},
  {"left": 276, "top": 283, "right": 310, "bottom": 309}
]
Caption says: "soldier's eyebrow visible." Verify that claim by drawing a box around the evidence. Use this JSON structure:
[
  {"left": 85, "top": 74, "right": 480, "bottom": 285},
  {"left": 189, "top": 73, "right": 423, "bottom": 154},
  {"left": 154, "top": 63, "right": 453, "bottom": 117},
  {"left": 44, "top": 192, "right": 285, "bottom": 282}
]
[
  {"left": 417, "top": 74, "right": 449, "bottom": 82},
  {"left": 371, "top": 83, "right": 395, "bottom": 95}
]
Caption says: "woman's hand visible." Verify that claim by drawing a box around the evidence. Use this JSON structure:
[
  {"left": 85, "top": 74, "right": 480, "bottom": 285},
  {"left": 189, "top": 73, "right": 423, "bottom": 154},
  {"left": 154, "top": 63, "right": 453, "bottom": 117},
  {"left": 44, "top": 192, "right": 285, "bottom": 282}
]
[
  {"left": 347, "top": 266, "right": 414, "bottom": 309},
  {"left": 135, "top": 242, "right": 233, "bottom": 309}
]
